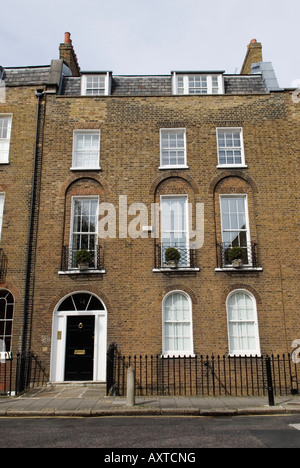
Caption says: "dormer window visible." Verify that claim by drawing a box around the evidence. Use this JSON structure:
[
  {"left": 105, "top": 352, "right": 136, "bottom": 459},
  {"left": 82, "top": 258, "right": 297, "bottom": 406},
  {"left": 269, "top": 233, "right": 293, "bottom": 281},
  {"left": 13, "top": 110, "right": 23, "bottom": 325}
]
[
  {"left": 81, "top": 72, "right": 111, "bottom": 96},
  {"left": 172, "top": 72, "right": 224, "bottom": 95}
]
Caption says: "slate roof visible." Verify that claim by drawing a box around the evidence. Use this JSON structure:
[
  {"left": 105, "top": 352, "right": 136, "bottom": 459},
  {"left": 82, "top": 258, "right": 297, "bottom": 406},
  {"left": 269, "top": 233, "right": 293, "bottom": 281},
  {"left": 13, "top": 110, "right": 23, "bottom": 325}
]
[
  {"left": 62, "top": 73, "right": 267, "bottom": 96},
  {"left": 2, "top": 66, "right": 51, "bottom": 86},
  {"left": 111, "top": 76, "right": 172, "bottom": 96},
  {"left": 224, "top": 75, "right": 266, "bottom": 94},
  {"left": 1, "top": 66, "right": 268, "bottom": 95}
]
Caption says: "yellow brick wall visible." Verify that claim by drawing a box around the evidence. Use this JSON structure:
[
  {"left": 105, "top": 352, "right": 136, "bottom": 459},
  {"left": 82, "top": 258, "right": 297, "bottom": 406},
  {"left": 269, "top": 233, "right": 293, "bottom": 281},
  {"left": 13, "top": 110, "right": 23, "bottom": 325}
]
[{"left": 28, "top": 90, "right": 300, "bottom": 375}]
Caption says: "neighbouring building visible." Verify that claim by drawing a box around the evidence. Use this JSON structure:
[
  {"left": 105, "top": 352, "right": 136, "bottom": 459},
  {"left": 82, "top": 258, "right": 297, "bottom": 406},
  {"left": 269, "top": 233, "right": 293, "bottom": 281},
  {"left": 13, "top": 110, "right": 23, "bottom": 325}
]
[{"left": 0, "top": 33, "right": 299, "bottom": 388}]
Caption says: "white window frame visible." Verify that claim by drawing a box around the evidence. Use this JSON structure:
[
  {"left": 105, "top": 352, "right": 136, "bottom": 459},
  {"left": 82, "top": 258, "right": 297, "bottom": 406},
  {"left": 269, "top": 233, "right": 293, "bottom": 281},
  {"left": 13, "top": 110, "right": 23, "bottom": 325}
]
[
  {"left": 0, "top": 114, "right": 12, "bottom": 164},
  {"left": 71, "top": 130, "right": 101, "bottom": 170},
  {"left": 81, "top": 73, "right": 111, "bottom": 96},
  {"left": 172, "top": 73, "right": 224, "bottom": 95},
  {"left": 69, "top": 196, "right": 99, "bottom": 269},
  {"left": 220, "top": 194, "right": 252, "bottom": 266},
  {"left": 226, "top": 290, "right": 261, "bottom": 357},
  {"left": 159, "top": 128, "right": 188, "bottom": 169},
  {"left": 162, "top": 291, "right": 194, "bottom": 357},
  {"left": 160, "top": 195, "right": 190, "bottom": 267},
  {"left": 0, "top": 289, "right": 14, "bottom": 360},
  {"left": 0, "top": 193, "right": 5, "bottom": 242},
  {"left": 216, "top": 127, "right": 247, "bottom": 168}
]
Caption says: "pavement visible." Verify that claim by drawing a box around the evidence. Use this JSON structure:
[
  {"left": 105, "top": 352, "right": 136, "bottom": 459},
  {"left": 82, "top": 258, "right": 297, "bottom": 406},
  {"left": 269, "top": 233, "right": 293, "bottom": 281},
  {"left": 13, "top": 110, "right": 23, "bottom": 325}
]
[{"left": 1, "top": 384, "right": 300, "bottom": 417}]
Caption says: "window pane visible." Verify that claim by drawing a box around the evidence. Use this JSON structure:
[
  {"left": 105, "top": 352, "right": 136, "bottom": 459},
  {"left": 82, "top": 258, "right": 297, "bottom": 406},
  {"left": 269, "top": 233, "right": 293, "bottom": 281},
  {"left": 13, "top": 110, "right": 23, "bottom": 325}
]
[
  {"left": 0, "top": 116, "right": 11, "bottom": 163},
  {"left": 227, "top": 292, "right": 259, "bottom": 354},
  {"left": 58, "top": 295, "right": 75, "bottom": 311},
  {"left": 217, "top": 129, "right": 243, "bottom": 165},
  {"left": 74, "top": 132, "right": 100, "bottom": 168},
  {"left": 87, "top": 295, "right": 105, "bottom": 311},
  {"left": 0, "top": 118, "right": 9, "bottom": 138},
  {"left": 221, "top": 196, "right": 248, "bottom": 251},
  {"left": 0, "top": 298, "right": 5, "bottom": 320},
  {"left": 0, "top": 289, "right": 14, "bottom": 352},
  {"left": 160, "top": 130, "right": 186, "bottom": 166},
  {"left": 71, "top": 198, "right": 98, "bottom": 267},
  {"left": 72, "top": 293, "right": 92, "bottom": 311},
  {"left": 163, "top": 293, "right": 192, "bottom": 353}
]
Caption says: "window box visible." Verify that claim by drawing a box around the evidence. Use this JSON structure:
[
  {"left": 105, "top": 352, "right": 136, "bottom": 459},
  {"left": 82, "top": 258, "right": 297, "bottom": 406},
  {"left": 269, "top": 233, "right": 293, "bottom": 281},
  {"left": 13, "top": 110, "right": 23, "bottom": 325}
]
[
  {"left": 154, "top": 243, "right": 199, "bottom": 274},
  {"left": 59, "top": 245, "right": 105, "bottom": 274},
  {"left": 216, "top": 242, "right": 262, "bottom": 271}
]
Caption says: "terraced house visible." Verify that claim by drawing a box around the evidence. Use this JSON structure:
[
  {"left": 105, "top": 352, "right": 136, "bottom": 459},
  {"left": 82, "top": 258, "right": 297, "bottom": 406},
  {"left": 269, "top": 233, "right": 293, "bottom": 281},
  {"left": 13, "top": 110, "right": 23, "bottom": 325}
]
[{"left": 0, "top": 33, "right": 299, "bottom": 393}]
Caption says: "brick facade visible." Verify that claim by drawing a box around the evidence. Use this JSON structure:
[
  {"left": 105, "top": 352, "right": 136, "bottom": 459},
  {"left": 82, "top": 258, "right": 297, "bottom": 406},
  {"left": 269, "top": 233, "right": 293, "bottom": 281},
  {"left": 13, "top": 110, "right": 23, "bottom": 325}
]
[
  {"left": 1, "top": 35, "right": 299, "bottom": 385},
  {"left": 0, "top": 84, "right": 45, "bottom": 357}
]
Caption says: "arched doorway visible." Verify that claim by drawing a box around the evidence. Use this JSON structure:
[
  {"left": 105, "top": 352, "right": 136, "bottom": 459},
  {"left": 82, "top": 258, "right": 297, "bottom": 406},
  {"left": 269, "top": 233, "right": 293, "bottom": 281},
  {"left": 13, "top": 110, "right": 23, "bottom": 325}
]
[{"left": 50, "top": 292, "right": 107, "bottom": 383}]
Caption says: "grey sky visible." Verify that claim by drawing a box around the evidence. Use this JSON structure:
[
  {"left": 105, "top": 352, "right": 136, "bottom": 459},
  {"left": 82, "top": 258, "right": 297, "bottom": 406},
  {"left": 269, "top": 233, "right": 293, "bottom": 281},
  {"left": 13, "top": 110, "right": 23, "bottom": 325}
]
[{"left": 1, "top": 0, "right": 299, "bottom": 88}]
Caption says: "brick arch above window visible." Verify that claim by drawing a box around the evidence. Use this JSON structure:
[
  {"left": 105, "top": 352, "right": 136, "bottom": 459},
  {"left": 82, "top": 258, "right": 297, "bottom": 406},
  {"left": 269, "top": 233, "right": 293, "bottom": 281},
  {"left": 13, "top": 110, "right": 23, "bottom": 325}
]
[
  {"left": 154, "top": 176, "right": 195, "bottom": 202},
  {"left": 209, "top": 171, "right": 259, "bottom": 194},
  {"left": 60, "top": 174, "right": 111, "bottom": 198},
  {"left": 220, "top": 283, "right": 262, "bottom": 305},
  {"left": 149, "top": 171, "right": 199, "bottom": 196},
  {"left": 0, "top": 282, "right": 20, "bottom": 302},
  {"left": 161, "top": 284, "right": 198, "bottom": 306}
]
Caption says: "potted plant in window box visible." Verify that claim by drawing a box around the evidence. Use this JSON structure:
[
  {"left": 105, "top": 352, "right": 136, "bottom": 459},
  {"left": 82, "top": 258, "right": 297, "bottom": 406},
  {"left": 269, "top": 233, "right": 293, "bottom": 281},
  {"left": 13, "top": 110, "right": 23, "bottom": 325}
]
[
  {"left": 227, "top": 246, "right": 244, "bottom": 268},
  {"left": 74, "top": 249, "right": 93, "bottom": 270},
  {"left": 165, "top": 247, "right": 181, "bottom": 268}
]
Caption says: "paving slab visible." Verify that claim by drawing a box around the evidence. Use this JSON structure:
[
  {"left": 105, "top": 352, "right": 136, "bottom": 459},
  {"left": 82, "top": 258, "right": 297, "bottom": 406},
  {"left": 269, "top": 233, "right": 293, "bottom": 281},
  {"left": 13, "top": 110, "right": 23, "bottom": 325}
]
[{"left": 1, "top": 385, "right": 300, "bottom": 417}]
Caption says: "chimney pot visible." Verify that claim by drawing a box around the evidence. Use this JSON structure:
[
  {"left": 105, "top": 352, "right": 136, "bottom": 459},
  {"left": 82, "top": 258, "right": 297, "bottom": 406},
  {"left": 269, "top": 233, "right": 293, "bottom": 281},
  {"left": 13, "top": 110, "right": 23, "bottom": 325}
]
[{"left": 64, "top": 32, "right": 71, "bottom": 44}]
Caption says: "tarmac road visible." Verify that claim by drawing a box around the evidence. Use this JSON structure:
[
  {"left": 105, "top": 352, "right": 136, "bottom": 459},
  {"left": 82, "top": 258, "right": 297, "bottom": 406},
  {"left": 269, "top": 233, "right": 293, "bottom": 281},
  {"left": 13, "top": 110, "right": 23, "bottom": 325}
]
[{"left": 1, "top": 414, "right": 300, "bottom": 449}]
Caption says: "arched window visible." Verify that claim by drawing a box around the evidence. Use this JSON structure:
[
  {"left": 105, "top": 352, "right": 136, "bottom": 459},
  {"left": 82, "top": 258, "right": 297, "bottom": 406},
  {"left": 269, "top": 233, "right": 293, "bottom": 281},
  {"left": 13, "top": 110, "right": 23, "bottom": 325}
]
[
  {"left": 57, "top": 292, "right": 105, "bottom": 312},
  {"left": 162, "top": 291, "right": 193, "bottom": 356},
  {"left": 0, "top": 289, "right": 14, "bottom": 354},
  {"left": 226, "top": 290, "right": 260, "bottom": 356}
]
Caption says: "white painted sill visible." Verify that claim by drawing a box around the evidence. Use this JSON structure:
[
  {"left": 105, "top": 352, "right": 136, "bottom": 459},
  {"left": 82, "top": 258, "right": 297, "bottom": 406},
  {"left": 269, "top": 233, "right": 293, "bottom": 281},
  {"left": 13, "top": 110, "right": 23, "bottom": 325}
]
[{"left": 58, "top": 269, "right": 106, "bottom": 275}]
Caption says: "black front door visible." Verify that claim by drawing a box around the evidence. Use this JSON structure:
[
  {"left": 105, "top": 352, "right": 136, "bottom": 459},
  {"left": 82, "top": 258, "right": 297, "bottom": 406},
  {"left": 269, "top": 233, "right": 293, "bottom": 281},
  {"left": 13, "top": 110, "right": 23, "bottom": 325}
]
[{"left": 64, "top": 315, "right": 95, "bottom": 381}]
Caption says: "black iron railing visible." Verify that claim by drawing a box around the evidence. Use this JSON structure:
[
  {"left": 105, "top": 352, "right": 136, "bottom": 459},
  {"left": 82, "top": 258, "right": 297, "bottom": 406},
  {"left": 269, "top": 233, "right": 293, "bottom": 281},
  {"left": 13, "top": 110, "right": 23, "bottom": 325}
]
[
  {"left": 61, "top": 245, "right": 104, "bottom": 271},
  {"left": 0, "top": 354, "right": 13, "bottom": 395},
  {"left": 15, "top": 352, "right": 49, "bottom": 395},
  {"left": 1, "top": 350, "right": 299, "bottom": 398},
  {"left": 106, "top": 350, "right": 300, "bottom": 398},
  {"left": 0, "top": 352, "right": 48, "bottom": 396},
  {"left": 217, "top": 242, "right": 259, "bottom": 269},
  {"left": 155, "top": 243, "right": 197, "bottom": 269}
]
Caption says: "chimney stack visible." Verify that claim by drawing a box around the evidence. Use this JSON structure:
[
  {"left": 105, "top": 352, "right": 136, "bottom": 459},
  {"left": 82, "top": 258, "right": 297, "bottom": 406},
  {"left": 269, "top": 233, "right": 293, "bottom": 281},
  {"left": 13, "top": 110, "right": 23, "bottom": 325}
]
[
  {"left": 59, "top": 32, "right": 80, "bottom": 77},
  {"left": 240, "top": 39, "right": 263, "bottom": 75},
  {"left": 64, "top": 32, "right": 71, "bottom": 44}
]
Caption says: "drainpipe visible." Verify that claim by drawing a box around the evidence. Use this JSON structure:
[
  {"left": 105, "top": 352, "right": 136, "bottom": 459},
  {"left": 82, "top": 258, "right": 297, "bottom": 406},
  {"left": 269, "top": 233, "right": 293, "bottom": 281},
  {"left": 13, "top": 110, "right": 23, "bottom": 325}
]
[{"left": 21, "top": 89, "right": 45, "bottom": 359}]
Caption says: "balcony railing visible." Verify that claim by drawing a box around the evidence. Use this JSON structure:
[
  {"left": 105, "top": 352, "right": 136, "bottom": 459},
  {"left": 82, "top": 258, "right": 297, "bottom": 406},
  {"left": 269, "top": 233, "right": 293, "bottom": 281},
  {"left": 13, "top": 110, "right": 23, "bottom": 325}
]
[
  {"left": 61, "top": 245, "right": 104, "bottom": 272},
  {"left": 217, "top": 242, "right": 260, "bottom": 270},
  {"left": 155, "top": 242, "right": 197, "bottom": 270}
]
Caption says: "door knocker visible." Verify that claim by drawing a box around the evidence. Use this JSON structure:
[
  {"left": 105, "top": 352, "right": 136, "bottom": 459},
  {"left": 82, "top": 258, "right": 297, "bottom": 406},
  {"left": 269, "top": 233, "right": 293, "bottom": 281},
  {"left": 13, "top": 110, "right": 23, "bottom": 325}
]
[{"left": 78, "top": 322, "right": 83, "bottom": 329}]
